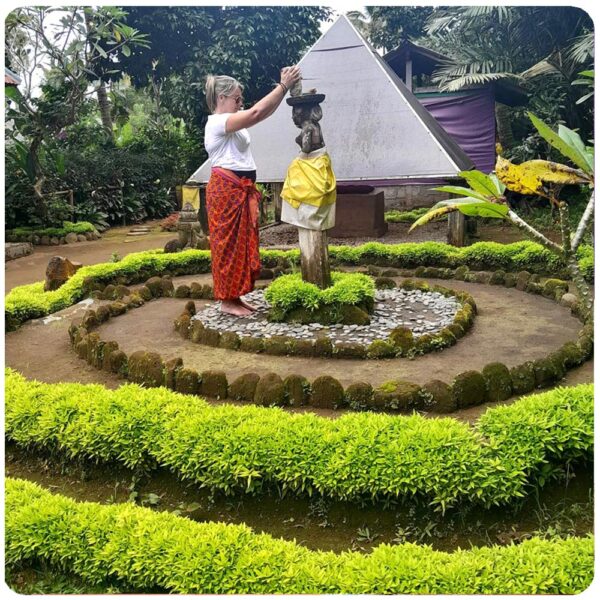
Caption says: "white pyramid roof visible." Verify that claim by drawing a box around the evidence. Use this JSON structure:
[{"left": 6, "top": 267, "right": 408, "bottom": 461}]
[{"left": 189, "top": 15, "right": 473, "bottom": 184}]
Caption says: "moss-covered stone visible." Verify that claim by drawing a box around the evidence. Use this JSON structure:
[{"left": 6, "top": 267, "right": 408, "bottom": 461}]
[
  {"left": 344, "top": 381, "right": 373, "bottom": 411},
  {"left": 85, "top": 333, "right": 101, "bottom": 365},
  {"left": 101, "top": 341, "right": 119, "bottom": 372},
  {"left": 189, "top": 319, "right": 205, "bottom": 343},
  {"left": 503, "top": 272, "right": 517, "bottom": 288},
  {"left": 414, "top": 266, "right": 427, "bottom": 277},
  {"left": 314, "top": 337, "right": 333, "bottom": 357},
  {"left": 145, "top": 277, "right": 163, "bottom": 297},
  {"left": 138, "top": 285, "right": 153, "bottom": 301},
  {"left": 542, "top": 278, "right": 569, "bottom": 299},
  {"left": 510, "top": 362, "right": 536, "bottom": 396},
  {"left": 338, "top": 304, "right": 371, "bottom": 325},
  {"left": 525, "top": 281, "right": 543, "bottom": 295},
  {"left": 115, "top": 285, "right": 131, "bottom": 298},
  {"left": 333, "top": 342, "right": 367, "bottom": 359},
  {"left": 375, "top": 276, "right": 396, "bottom": 289},
  {"left": 68, "top": 318, "right": 83, "bottom": 343},
  {"left": 259, "top": 268, "right": 274, "bottom": 279},
  {"left": 310, "top": 375, "right": 345, "bottom": 409},
  {"left": 199, "top": 327, "right": 221, "bottom": 347},
  {"left": 515, "top": 271, "right": 531, "bottom": 291},
  {"left": 558, "top": 341, "right": 585, "bottom": 368},
  {"left": 127, "top": 351, "right": 165, "bottom": 388},
  {"left": 423, "top": 267, "right": 443, "bottom": 278},
  {"left": 219, "top": 331, "right": 240, "bottom": 350},
  {"left": 109, "top": 350, "right": 128, "bottom": 376},
  {"left": 389, "top": 327, "right": 414, "bottom": 355},
  {"left": 421, "top": 380, "right": 455, "bottom": 413},
  {"left": 184, "top": 300, "right": 196, "bottom": 316},
  {"left": 88, "top": 339, "right": 105, "bottom": 369},
  {"left": 283, "top": 374, "right": 310, "bottom": 406},
  {"left": 452, "top": 370, "right": 487, "bottom": 408},
  {"left": 254, "top": 372, "right": 286, "bottom": 406},
  {"left": 201, "top": 284, "right": 213, "bottom": 299},
  {"left": 175, "top": 284, "right": 191, "bottom": 298},
  {"left": 447, "top": 323, "right": 464, "bottom": 339},
  {"left": 81, "top": 309, "right": 98, "bottom": 330},
  {"left": 163, "top": 357, "right": 183, "bottom": 389},
  {"left": 373, "top": 380, "right": 423, "bottom": 411},
  {"left": 229, "top": 373, "right": 261, "bottom": 402},
  {"left": 108, "top": 301, "right": 127, "bottom": 317},
  {"left": 175, "top": 368, "right": 200, "bottom": 395},
  {"left": 454, "top": 265, "right": 469, "bottom": 281},
  {"left": 95, "top": 305, "right": 111, "bottom": 324},
  {"left": 160, "top": 277, "right": 175, "bottom": 297},
  {"left": 482, "top": 362, "right": 512, "bottom": 402},
  {"left": 76, "top": 337, "right": 89, "bottom": 359},
  {"left": 366, "top": 339, "right": 396, "bottom": 359},
  {"left": 127, "top": 293, "right": 145, "bottom": 308},
  {"left": 293, "top": 339, "right": 316, "bottom": 357},
  {"left": 577, "top": 333, "right": 593, "bottom": 359},
  {"left": 102, "top": 284, "right": 117, "bottom": 300},
  {"left": 264, "top": 335, "right": 293, "bottom": 356},
  {"left": 190, "top": 282, "right": 204, "bottom": 299},
  {"left": 532, "top": 356, "right": 563, "bottom": 388},
  {"left": 200, "top": 370, "right": 228, "bottom": 399},
  {"left": 366, "top": 265, "right": 381, "bottom": 276},
  {"left": 239, "top": 336, "right": 265, "bottom": 354},
  {"left": 174, "top": 313, "right": 191, "bottom": 338},
  {"left": 489, "top": 270, "right": 506, "bottom": 285}
]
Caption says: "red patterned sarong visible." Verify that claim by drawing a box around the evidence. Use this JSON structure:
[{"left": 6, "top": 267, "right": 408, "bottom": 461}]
[{"left": 206, "top": 167, "right": 261, "bottom": 300}]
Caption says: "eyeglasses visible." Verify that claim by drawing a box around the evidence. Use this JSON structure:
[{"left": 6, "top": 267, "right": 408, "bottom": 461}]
[{"left": 227, "top": 95, "right": 244, "bottom": 106}]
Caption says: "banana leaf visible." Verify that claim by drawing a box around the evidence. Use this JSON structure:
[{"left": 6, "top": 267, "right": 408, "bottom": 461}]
[
  {"left": 430, "top": 185, "right": 489, "bottom": 202},
  {"left": 495, "top": 156, "right": 547, "bottom": 197},
  {"left": 458, "top": 170, "right": 504, "bottom": 198},
  {"left": 409, "top": 200, "right": 508, "bottom": 232},
  {"left": 519, "top": 159, "right": 590, "bottom": 185}
]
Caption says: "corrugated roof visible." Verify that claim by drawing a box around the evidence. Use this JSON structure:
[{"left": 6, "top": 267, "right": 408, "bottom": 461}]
[
  {"left": 189, "top": 15, "right": 473, "bottom": 184},
  {"left": 5, "top": 67, "right": 21, "bottom": 86}
]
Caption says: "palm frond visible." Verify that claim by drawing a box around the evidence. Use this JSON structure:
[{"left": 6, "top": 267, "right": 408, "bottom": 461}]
[{"left": 566, "top": 32, "right": 594, "bottom": 64}]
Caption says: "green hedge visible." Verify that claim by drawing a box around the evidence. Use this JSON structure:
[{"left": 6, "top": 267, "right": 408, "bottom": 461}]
[
  {"left": 7, "top": 221, "right": 97, "bottom": 238},
  {"left": 6, "top": 478, "right": 593, "bottom": 594},
  {"left": 5, "top": 241, "right": 593, "bottom": 331},
  {"left": 6, "top": 369, "right": 592, "bottom": 510}
]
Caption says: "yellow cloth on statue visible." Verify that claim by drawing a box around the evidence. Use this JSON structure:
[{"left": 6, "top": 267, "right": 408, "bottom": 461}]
[{"left": 282, "top": 153, "right": 337, "bottom": 209}]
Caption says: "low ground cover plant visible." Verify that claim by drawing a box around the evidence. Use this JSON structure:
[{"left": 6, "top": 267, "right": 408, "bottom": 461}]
[
  {"left": 384, "top": 207, "right": 430, "bottom": 223},
  {"left": 5, "top": 369, "right": 592, "bottom": 510},
  {"left": 6, "top": 221, "right": 97, "bottom": 240}
]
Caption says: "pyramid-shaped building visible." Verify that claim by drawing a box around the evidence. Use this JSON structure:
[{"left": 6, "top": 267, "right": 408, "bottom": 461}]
[{"left": 189, "top": 15, "right": 473, "bottom": 199}]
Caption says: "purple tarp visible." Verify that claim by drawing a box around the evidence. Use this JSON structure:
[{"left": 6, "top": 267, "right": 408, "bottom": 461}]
[{"left": 420, "top": 88, "right": 496, "bottom": 175}]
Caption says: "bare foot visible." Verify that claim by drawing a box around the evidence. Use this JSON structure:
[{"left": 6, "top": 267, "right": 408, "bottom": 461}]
[
  {"left": 239, "top": 298, "right": 258, "bottom": 311},
  {"left": 220, "top": 300, "right": 252, "bottom": 317}
]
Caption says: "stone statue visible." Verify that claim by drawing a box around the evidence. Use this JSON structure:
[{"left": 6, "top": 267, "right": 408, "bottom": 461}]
[
  {"left": 292, "top": 104, "right": 325, "bottom": 154},
  {"left": 164, "top": 201, "right": 209, "bottom": 253}
]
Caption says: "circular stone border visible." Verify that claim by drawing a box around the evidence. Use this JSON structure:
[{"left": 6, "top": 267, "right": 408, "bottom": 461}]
[
  {"left": 179, "top": 279, "right": 477, "bottom": 360},
  {"left": 68, "top": 270, "right": 592, "bottom": 415}
]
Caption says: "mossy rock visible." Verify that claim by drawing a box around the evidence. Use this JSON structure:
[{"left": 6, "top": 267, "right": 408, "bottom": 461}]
[
  {"left": 547, "top": 351, "right": 568, "bottom": 380},
  {"left": 510, "top": 362, "right": 536, "bottom": 396},
  {"left": 366, "top": 265, "right": 381, "bottom": 276},
  {"left": 81, "top": 310, "right": 99, "bottom": 330},
  {"left": 525, "top": 281, "right": 543, "bottom": 295},
  {"left": 532, "top": 356, "right": 563, "bottom": 388},
  {"left": 163, "top": 357, "right": 184, "bottom": 389},
  {"left": 423, "top": 267, "right": 443, "bottom": 278},
  {"left": 127, "top": 351, "right": 165, "bottom": 388},
  {"left": 145, "top": 277, "right": 164, "bottom": 297},
  {"left": 283, "top": 374, "right": 310, "bottom": 406},
  {"left": 515, "top": 271, "right": 532, "bottom": 291},
  {"left": 184, "top": 300, "right": 196, "bottom": 316},
  {"left": 95, "top": 305, "right": 111, "bottom": 324},
  {"left": 310, "top": 375, "right": 345, "bottom": 409},
  {"left": 201, "top": 284, "right": 214, "bottom": 299},
  {"left": 314, "top": 337, "right": 333, "bottom": 357},
  {"left": 175, "top": 368, "right": 200, "bottom": 395},
  {"left": 259, "top": 268, "right": 274, "bottom": 279},
  {"left": 388, "top": 327, "right": 414, "bottom": 355},
  {"left": 375, "top": 276, "right": 396, "bottom": 289},
  {"left": 489, "top": 270, "right": 506, "bottom": 285},
  {"left": 219, "top": 331, "right": 241, "bottom": 350},
  {"left": 190, "top": 282, "right": 204, "bottom": 299},
  {"left": 174, "top": 313, "right": 191, "bottom": 338},
  {"left": 367, "top": 339, "right": 396, "bottom": 359},
  {"left": 558, "top": 341, "right": 585, "bottom": 368},
  {"left": 542, "top": 278, "right": 569, "bottom": 299},
  {"left": 109, "top": 350, "right": 128, "bottom": 376},
  {"left": 344, "top": 382, "right": 373, "bottom": 411},
  {"left": 380, "top": 268, "right": 399, "bottom": 277},
  {"left": 85, "top": 333, "right": 101, "bottom": 364},
  {"left": 454, "top": 265, "right": 469, "bottom": 281},
  {"left": 115, "top": 285, "right": 131, "bottom": 298},
  {"left": 421, "top": 380, "right": 455, "bottom": 413},
  {"left": 503, "top": 273, "right": 517, "bottom": 288},
  {"left": 102, "top": 284, "right": 117, "bottom": 300},
  {"left": 264, "top": 335, "right": 293, "bottom": 356},
  {"left": 414, "top": 266, "right": 427, "bottom": 277},
  {"left": 127, "top": 293, "right": 145, "bottom": 308},
  {"left": 254, "top": 372, "right": 286, "bottom": 406},
  {"left": 160, "top": 277, "right": 175, "bottom": 297},
  {"left": 239, "top": 336, "right": 265, "bottom": 354},
  {"left": 199, "top": 327, "right": 221, "bottom": 347},
  {"left": 472, "top": 271, "right": 492, "bottom": 284},
  {"left": 76, "top": 337, "right": 89, "bottom": 359},
  {"left": 229, "top": 373, "right": 261, "bottom": 402},
  {"left": 338, "top": 304, "right": 371, "bottom": 325},
  {"left": 68, "top": 318, "right": 83, "bottom": 344},
  {"left": 482, "top": 362, "right": 512, "bottom": 403},
  {"left": 447, "top": 323, "right": 464, "bottom": 339},
  {"left": 452, "top": 370, "right": 487, "bottom": 408},
  {"left": 333, "top": 342, "right": 367, "bottom": 359},
  {"left": 293, "top": 339, "right": 316, "bottom": 357},
  {"left": 138, "top": 285, "right": 153, "bottom": 301},
  {"left": 200, "top": 370, "right": 228, "bottom": 399},
  {"left": 88, "top": 339, "right": 105, "bottom": 369},
  {"left": 108, "top": 301, "right": 127, "bottom": 317},
  {"left": 375, "top": 380, "right": 423, "bottom": 411},
  {"left": 175, "top": 284, "right": 191, "bottom": 298},
  {"left": 190, "top": 319, "right": 205, "bottom": 343},
  {"left": 101, "top": 341, "right": 119, "bottom": 372}
]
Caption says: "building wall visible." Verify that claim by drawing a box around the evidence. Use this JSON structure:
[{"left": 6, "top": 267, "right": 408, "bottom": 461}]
[{"left": 374, "top": 185, "right": 452, "bottom": 210}]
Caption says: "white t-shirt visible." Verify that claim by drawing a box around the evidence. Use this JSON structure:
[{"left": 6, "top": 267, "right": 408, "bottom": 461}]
[{"left": 204, "top": 113, "right": 257, "bottom": 171}]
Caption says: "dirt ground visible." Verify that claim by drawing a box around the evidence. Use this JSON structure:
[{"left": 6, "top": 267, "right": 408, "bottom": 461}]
[{"left": 4, "top": 222, "right": 593, "bottom": 423}]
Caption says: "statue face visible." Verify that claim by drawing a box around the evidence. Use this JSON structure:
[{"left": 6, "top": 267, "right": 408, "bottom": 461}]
[
  {"left": 310, "top": 106, "right": 323, "bottom": 121},
  {"left": 292, "top": 107, "right": 304, "bottom": 127}
]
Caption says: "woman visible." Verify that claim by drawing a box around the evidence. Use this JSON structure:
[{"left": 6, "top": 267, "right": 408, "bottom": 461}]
[{"left": 204, "top": 66, "right": 301, "bottom": 316}]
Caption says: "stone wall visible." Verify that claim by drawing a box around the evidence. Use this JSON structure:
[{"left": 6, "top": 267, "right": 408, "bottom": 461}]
[{"left": 374, "top": 185, "right": 452, "bottom": 211}]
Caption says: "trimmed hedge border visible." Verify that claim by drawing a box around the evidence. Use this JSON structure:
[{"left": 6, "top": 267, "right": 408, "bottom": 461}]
[
  {"left": 179, "top": 278, "right": 477, "bottom": 360},
  {"left": 5, "top": 240, "right": 593, "bottom": 331},
  {"left": 68, "top": 265, "right": 592, "bottom": 413},
  {"left": 6, "top": 478, "right": 593, "bottom": 594},
  {"left": 6, "top": 221, "right": 101, "bottom": 245},
  {"left": 5, "top": 370, "right": 593, "bottom": 509}
]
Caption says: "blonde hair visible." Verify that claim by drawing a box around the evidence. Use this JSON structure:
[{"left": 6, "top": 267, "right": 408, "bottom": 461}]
[{"left": 204, "top": 75, "right": 244, "bottom": 113}]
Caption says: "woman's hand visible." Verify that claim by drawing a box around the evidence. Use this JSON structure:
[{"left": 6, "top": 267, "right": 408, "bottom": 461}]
[{"left": 280, "top": 65, "right": 301, "bottom": 89}]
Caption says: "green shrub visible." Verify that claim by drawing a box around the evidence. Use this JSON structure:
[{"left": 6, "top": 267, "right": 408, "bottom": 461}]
[
  {"left": 6, "top": 478, "right": 593, "bottom": 594},
  {"left": 7, "top": 221, "right": 97, "bottom": 239},
  {"left": 384, "top": 207, "right": 429, "bottom": 223}
]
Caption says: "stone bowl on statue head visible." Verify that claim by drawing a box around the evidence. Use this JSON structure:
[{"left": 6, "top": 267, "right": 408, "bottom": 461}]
[{"left": 286, "top": 93, "right": 326, "bottom": 107}]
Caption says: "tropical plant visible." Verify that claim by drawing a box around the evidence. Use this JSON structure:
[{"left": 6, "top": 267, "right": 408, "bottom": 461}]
[{"left": 410, "top": 113, "right": 594, "bottom": 320}]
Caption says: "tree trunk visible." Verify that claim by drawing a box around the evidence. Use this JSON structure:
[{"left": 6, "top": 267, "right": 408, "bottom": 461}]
[
  {"left": 97, "top": 81, "right": 113, "bottom": 138},
  {"left": 495, "top": 103, "right": 515, "bottom": 149},
  {"left": 298, "top": 227, "right": 331, "bottom": 288}
]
